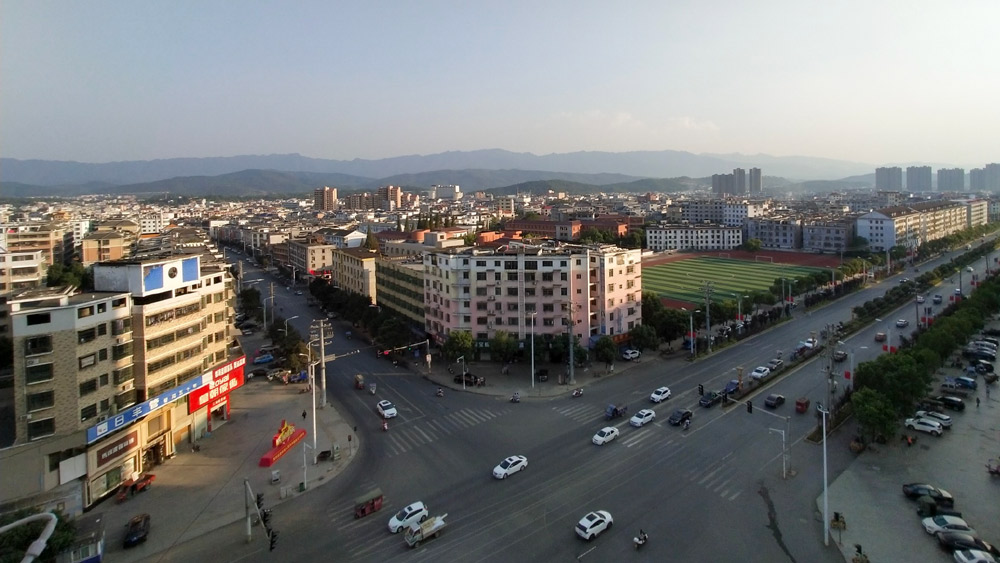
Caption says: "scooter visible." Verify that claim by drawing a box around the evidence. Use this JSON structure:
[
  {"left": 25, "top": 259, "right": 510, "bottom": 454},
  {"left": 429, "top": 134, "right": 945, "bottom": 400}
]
[
  {"left": 510, "top": 394, "right": 520, "bottom": 403},
  {"left": 571, "top": 388, "right": 583, "bottom": 398},
  {"left": 382, "top": 420, "right": 388, "bottom": 432},
  {"left": 369, "top": 383, "right": 377, "bottom": 395},
  {"left": 633, "top": 532, "right": 648, "bottom": 550},
  {"left": 683, "top": 419, "right": 691, "bottom": 431},
  {"left": 436, "top": 388, "right": 444, "bottom": 398}
]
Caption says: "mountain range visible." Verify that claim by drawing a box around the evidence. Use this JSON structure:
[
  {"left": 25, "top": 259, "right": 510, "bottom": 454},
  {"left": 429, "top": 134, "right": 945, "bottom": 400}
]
[{"left": 0, "top": 149, "right": 881, "bottom": 198}]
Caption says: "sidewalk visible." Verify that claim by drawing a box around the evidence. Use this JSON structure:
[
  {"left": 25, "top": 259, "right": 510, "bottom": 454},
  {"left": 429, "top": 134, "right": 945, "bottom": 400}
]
[{"left": 89, "top": 333, "right": 357, "bottom": 563}]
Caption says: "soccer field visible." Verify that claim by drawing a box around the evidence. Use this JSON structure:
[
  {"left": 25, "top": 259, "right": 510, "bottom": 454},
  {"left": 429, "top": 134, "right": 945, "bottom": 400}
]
[{"left": 643, "top": 257, "right": 828, "bottom": 304}]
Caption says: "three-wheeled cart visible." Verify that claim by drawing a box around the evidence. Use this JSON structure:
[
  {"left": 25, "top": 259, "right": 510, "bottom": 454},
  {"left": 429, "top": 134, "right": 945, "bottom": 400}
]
[
  {"left": 795, "top": 398, "right": 810, "bottom": 414},
  {"left": 404, "top": 513, "right": 448, "bottom": 548},
  {"left": 353, "top": 488, "right": 384, "bottom": 519},
  {"left": 354, "top": 374, "right": 365, "bottom": 390}
]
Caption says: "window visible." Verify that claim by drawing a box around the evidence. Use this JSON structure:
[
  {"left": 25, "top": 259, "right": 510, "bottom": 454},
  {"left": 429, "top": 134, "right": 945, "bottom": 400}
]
[
  {"left": 27, "top": 418, "right": 55, "bottom": 441},
  {"left": 99, "top": 373, "right": 109, "bottom": 386},
  {"left": 111, "top": 318, "right": 132, "bottom": 336},
  {"left": 79, "top": 379, "right": 98, "bottom": 396},
  {"left": 476, "top": 302, "right": 488, "bottom": 311},
  {"left": 507, "top": 288, "right": 518, "bottom": 296},
  {"left": 26, "top": 313, "right": 50, "bottom": 326},
  {"left": 79, "top": 354, "right": 97, "bottom": 369},
  {"left": 98, "top": 348, "right": 108, "bottom": 361},
  {"left": 97, "top": 323, "right": 108, "bottom": 336},
  {"left": 112, "top": 297, "right": 127, "bottom": 308},
  {"left": 97, "top": 302, "right": 107, "bottom": 313},
  {"left": 77, "top": 306, "right": 94, "bottom": 319},
  {"left": 25, "top": 336, "right": 52, "bottom": 356},
  {"left": 78, "top": 328, "right": 97, "bottom": 344},
  {"left": 27, "top": 390, "right": 55, "bottom": 411},
  {"left": 507, "top": 273, "right": 518, "bottom": 281},
  {"left": 477, "top": 272, "right": 487, "bottom": 281},
  {"left": 476, "top": 317, "right": 488, "bottom": 325},
  {"left": 25, "top": 363, "right": 54, "bottom": 384},
  {"left": 81, "top": 404, "right": 98, "bottom": 422},
  {"left": 507, "top": 317, "right": 518, "bottom": 326}
]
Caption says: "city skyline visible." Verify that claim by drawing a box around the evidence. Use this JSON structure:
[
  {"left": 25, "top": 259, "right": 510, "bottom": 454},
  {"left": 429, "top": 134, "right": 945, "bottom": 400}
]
[{"left": 2, "top": 1, "right": 999, "bottom": 166}]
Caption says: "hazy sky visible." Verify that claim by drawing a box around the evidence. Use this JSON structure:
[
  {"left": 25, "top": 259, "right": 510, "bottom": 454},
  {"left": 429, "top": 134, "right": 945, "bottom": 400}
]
[{"left": 2, "top": 1, "right": 998, "bottom": 166}]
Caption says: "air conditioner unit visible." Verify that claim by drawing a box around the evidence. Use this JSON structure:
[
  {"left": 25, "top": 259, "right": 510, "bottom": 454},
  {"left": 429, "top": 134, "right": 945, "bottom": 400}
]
[
  {"left": 25, "top": 357, "right": 41, "bottom": 368},
  {"left": 19, "top": 414, "right": 32, "bottom": 421},
  {"left": 97, "top": 414, "right": 108, "bottom": 423},
  {"left": 116, "top": 336, "right": 127, "bottom": 346}
]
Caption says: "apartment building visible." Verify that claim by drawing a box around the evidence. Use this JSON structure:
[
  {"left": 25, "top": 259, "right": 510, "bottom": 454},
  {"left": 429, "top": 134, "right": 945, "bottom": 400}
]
[
  {"left": 313, "top": 228, "right": 366, "bottom": 249},
  {"left": 954, "top": 199, "right": 988, "bottom": 229},
  {"left": 503, "top": 219, "right": 582, "bottom": 241},
  {"left": 375, "top": 186, "right": 403, "bottom": 210},
  {"left": 749, "top": 168, "right": 762, "bottom": 194},
  {"left": 313, "top": 186, "right": 338, "bottom": 211},
  {"left": 329, "top": 248, "right": 379, "bottom": 304},
  {"left": 422, "top": 244, "right": 642, "bottom": 351},
  {"left": 677, "top": 200, "right": 765, "bottom": 227},
  {"left": 375, "top": 255, "right": 425, "bottom": 328},
  {"left": 0, "top": 223, "right": 74, "bottom": 266},
  {"left": 287, "top": 240, "right": 338, "bottom": 281},
  {"left": 745, "top": 217, "right": 803, "bottom": 250},
  {"left": 856, "top": 201, "right": 966, "bottom": 251},
  {"left": 906, "top": 166, "right": 932, "bottom": 192},
  {"left": 139, "top": 212, "right": 173, "bottom": 235},
  {"left": 430, "top": 185, "right": 462, "bottom": 200},
  {"left": 875, "top": 167, "right": 903, "bottom": 191},
  {"left": 80, "top": 231, "right": 130, "bottom": 266},
  {"left": 801, "top": 218, "right": 856, "bottom": 253},
  {"left": 0, "top": 248, "right": 47, "bottom": 298},
  {"left": 645, "top": 224, "right": 742, "bottom": 252},
  {"left": 937, "top": 168, "right": 965, "bottom": 192}
]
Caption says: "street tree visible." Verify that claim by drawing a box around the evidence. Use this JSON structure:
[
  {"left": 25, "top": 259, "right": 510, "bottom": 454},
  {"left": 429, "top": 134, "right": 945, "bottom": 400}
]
[
  {"left": 489, "top": 330, "right": 518, "bottom": 363},
  {"left": 851, "top": 388, "right": 898, "bottom": 443},
  {"left": 593, "top": 336, "right": 617, "bottom": 365},
  {"left": 628, "top": 324, "right": 659, "bottom": 351},
  {"left": 442, "top": 331, "right": 474, "bottom": 361}
]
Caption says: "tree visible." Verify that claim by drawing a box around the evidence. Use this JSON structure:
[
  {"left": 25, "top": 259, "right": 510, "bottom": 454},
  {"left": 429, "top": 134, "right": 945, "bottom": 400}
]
[
  {"left": 442, "top": 331, "right": 474, "bottom": 361},
  {"left": 0, "top": 508, "right": 76, "bottom": 562},
  {"left": 594, "top": 336, "right": 617, "bottom": 365},
  {"left": 46, "top": 262, "right": 92, "bottom": 289},
  {"left": 742, "top": 238, "right": 762, "bottom": 252},
  {"left": 364, "top": 226, "right": 378, "bottom": 251},
  {"left": 489, "top": 330, "right": 518, "bottom": 363},
  {"left": 375, "top": 316, "right": 412, "bottom": 350},
  {"left": 628, "top": 324, "right": 660, "bottom": 351},
  {"left": 851, "top": 388, "right": 898, "bottom": 443}
]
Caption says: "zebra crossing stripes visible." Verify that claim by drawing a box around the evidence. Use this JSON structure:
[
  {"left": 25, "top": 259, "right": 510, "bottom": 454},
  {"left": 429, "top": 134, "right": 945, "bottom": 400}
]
[
  {"left": 384, "top": 407, "right": 506, "bottom": 457},
  {"left": 684, "top": 458, "right": 743, "bottom": 502},
  {"left": 551, "top": 404, "right": 602, "bottom": 423}
]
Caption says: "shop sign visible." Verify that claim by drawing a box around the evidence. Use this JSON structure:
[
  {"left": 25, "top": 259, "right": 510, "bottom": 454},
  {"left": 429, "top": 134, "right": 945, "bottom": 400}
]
[
  {"left": 188, "top": 357, "right": 246, "bottom": 414},
  {"left": 96, "top": 430, "right": 139, "bottom": 468}
]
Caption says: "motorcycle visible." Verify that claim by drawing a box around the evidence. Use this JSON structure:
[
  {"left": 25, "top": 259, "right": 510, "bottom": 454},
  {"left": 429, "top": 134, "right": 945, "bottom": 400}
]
[
  {"left": 571, "top": 388, "right": 583, "bottom": 398},
  {"left": 510, "top": 394, "right": 520, "bottom": 403},
  {"left": 369, "top": 383, "right": 377, "bottom": 395},
  {"left": 382, "top": 420, "right": 388, "bottom": 432},
  {"left": 633, "top": 531, "right": 648, "bottom": 550},
  {"left": 436, "top": 388, "right": 444, "bottom": 398},
  {"left": 683, "top": 419, "right": 691, "bottom": 431}
]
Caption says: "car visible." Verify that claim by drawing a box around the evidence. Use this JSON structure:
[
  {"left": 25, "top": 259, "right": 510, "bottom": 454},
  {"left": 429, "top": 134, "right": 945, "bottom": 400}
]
[
  {"left": 123, "top": 513, "right": 151, "bottom": 548},
  {"left": 802, "top": 338, "right": 819, "bottom": 349},
  {"left": 750, "top": 366, "right": 771, "bottom": 380},
  {"left": 896, "top": 319, "right": 910, "bottom": 328},
  {"left": 905, "top": 417, "right": 943, "bottom": 436},
  {"left": 649, "top": 387, "right": 672, "bottom": 403},
  {"left": 915, "top": 410, "right": 953, "bottom": 428},
  {"left": 377, "top": 400, "right": 398, "bottom": 419},
  {"left": 934, "top": 295, "right": 944, "bottom": 304},
  {"left": 956, "top": 376, "right": 977, "bottom": 390},
  {"left": 767, "top": 359, "right": 785, "bottom": 371},
  {"left": 875, "top": 332, "right": 887, "bottom": 342},
  {"left": 917, "top": 295, "right": 926, "bottom": 304},
  {"left": 723, "top": 379, "right": 740, "bottom": 395},
  {"left": 938, "top": 532, "right": 1000, "bottom": 558},
  {"left": 629, "top": 409, "right": 656, "bottom": 427},
  {"left": 935, "top": 396, "right": 966, "bottom": 411},
  {"left": 667, "top": 409, "right": 693, "bottom": 426},
  {"left": 295, "top": 290, "right": 303, "bottom": 296},
  {"left": 252, "top": 354, "right": 274, "bottom": 365},
  {"left": 575, "top": 510, "right": 613, "bottom": 540},
  {"left": 923, "top": 515, "right": 976, "bottom": 536},
  {"left": 901, "top": 278, "right": 911, "bottom": 284},
  {"left": 902, "top": 483, "right": 955, "bottom": 506},
  {"left": 764, "top": 394, "right": 786, "bottom": 408},
  {"left": 699, "top": 391, "right": 722, "bottom": 407},
  {"left": 592, "top": 427, "right": 620, "bottom": 445},
  {"left": 250, "top": 368, "right": 267, "bottom": 379},
  {"left": 621, "top": 349, "right": 641, "bottom": 361},
  {"left": 832, "top": 350, "right": 848, "bottom": 362},
  {"left": 953, "top": 549, "right": 999, "bottom": 563},
  {"left": 453, "top": 372, "right": 477, "bottom": 386},
  {"left": 956, "top": 288, "right": 964, "bottom": 296},
  {"left": 259, "top": 345, "right": 279, "bottom": 354},
  {"left": 493, "top": 455, "right": 528, "bottom": 479},
  {"left": 967, "top": 266, "right": 976, "bottom": 273},
  {"left": 266, "top": 368, "right": 289, "bottom": 380},
  {"left": 388, "top": 501, "right": 428, "bottom": 533}
]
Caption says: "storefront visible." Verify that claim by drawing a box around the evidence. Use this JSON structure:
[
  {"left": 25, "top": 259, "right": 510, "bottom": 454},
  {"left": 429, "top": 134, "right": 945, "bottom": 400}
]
[
  {"left": 86, "top": 430, "right": 140, "bottom": 505},
  {"left": 188, "top": 356, "right": 245, "bottom": 433}
]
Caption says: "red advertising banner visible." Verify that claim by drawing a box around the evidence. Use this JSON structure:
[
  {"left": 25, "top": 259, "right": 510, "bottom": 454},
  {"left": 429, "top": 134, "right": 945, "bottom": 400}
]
[
  {"left": 259, "top": 420, "right": 307, "bottom": 467},
  {"left": 188, "top": 356, "right": 246, "bottom": 414},
  {"left": 96, "top": 430, "right": 140, "bottom": 468}
]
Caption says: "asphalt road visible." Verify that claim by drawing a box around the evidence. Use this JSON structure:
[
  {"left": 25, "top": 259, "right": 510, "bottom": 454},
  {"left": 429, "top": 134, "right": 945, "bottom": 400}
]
[{"left": 193, "top": 246, "right": 990, "bottom": 563}]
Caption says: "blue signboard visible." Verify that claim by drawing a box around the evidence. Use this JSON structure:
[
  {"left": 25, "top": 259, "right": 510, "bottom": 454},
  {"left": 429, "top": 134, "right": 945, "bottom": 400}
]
[{"left": 86, "top": 374, "right": 208, "bottom": 444}]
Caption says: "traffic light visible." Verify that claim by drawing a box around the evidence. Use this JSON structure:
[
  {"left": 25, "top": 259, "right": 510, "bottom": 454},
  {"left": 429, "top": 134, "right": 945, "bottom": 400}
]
[
  {"left": 255, "top": 493, "right": 264, "bottom": 511},
  {"left": 269, "top": 530, "right": 279, "bottom": 551},
  {"left": 260, "top": 509, "right": 271, "bottom": 526},
  {"left": 698, "top": 384, "right": 704, "bottom": 395},
  {"left": 747, "top": 401, "right": 753, "bottom": 413}
]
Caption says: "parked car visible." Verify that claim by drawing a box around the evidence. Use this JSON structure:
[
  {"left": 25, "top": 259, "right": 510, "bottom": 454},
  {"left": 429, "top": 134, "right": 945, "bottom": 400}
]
[
  {"left": 592, "top": 427, "right": 620, "bottom": 445},
  {"left": 252, "top": 354, "right": 274, "bottom": 365},
  {"left": 699, "top": 391, "right": 722, "bottom": 408},
  {"left": 905, "top": 417, "right": 943, "bottom": 436},
  {"left": 915, "top": 410, "right": 953, "bottom": 428},
  {"left": 621, "top": 349, "right": 641, "bottom": 361},
  {"left": 723, "top": 379, "right": 740, "bottom": 395},
  {"left": 123, "top": 513, "right": 151, "bottom": 548},
  {"left": 250, "top": 368, "right": 267, "bottom": 379},
  {"left": 933, "top": 294, "right": 944, "bottom": 304},
  {"left": 649, "top": 387, "right": 672, "bottom": 403},
  {"left": 764, "top": 394, "right": 786, "bottom": 408},
  {"left": 953, "top": 549, "right": 998, "bottom": 563},
  {"left": 923, "top": 515, "right": 976, "bottom": 536},
  {"left": 956, "top": 376, "right": 978, "bottom": 390},
  {"left": 750, "top": 366, "right": 771, "bottom": 381},
  {"left": 629, "top": 409, "right": 656, "bottom": 427},
  {"left": 492, "top": 455, "right": 528, "bottom": 479},
  {"left": 377, "top": 400, "right": 398, "bottom": 419},
  {"left": 767, "top": 359, "right": 785, "bottom": 371},
  {"left": 575, "top": 510, "right": 613, "bottom": 540},
  {"left": 453, "top": 372, "right": 477, "bottom": 386},
  {"left": 388, "top": 501, "right": 428, "bottom": 533},
  {"left": 937, "top": 533, "right": 1000, "bottom": 558},
  {"left": 975, "top": 360, "right": 995, "bottom": 374},
  {"left": 667, "top": 409, "right": 693, "bottom": 426},
  {"left": 902, "top": 483, "right": 955, "bottom": 506},
  {"left": 934, "top": 396, "right": 966, "bottom": 411},
  {"left": 896, "top": 319, "right": 910, "bottom": 328}
]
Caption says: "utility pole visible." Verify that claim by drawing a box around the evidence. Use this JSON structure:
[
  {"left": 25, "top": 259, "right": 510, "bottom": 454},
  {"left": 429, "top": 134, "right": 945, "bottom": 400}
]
[
  {"left": 567, "top": 317, "right": 575, "bottom": 385},
  {"left": 310, "top": 320, "right": 332, "bottom": 408},
  {"left": 702, "top": 282, "right": 714, "bottom": 353}
]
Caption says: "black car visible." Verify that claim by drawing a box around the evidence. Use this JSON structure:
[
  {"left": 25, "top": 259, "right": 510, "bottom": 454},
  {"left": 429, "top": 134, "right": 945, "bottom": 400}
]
[
  {"left": 764, "top": 394, "right": 785, "bottom": 408},
  {"left": 453, "top": 372, "right": 477, "bottom": 386},
  {"left": 667, "top": 409, "right": 693, "bottom": 426},
  {"left": 832, "top": 350, "right": 848, "bottom": 362},
  {"left": 934, "top": 396, "right": 966, "bottom": 411},
  {"left": 937, "top": 532, "right": 1000, "bottom": 557},
  {"left": 124, "top": 513, "right": 151, "bottom": 548},
  {"left": 902, "top": 483, "right": 955, "bottom": 506},
  {"left": 699, "top": 392, "right": 722, "bottom": 408},
  {"left": 722, "top": 380, "right": 740, "bottom": 395}
]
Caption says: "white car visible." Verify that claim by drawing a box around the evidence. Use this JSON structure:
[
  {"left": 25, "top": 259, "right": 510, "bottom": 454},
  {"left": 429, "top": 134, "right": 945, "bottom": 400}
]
[
  {"left": 575, "top": 510, "right": 613, "bottom": 540},
  {"left": 915, "top": 410, "right": 953, "bottom": 428},
  {"left": 649, "top": 387, "right": 672, "bottom": 403},
  {"left": 923, "top": 515, "right": 976, "bottom": 536},
  {"left": 622, "top": 349, "right": 641, "bottom": 361},
  {"left": 896, "top": 319, "right": 909, "bottom": 328},
  {"left": 905, "top": 417, "right": 942, "bottom": 436},
  {"left": 377, "top": 400, "right": 397, "bottom": 419},
  {"left": 750, "top": 366, "right": 771, "bottom": 381},
  {"left": 492, "top": 455, "right": 528, "bottom": 479},
  {"left": 387, "top": 501, "right": 428, "bottom": 533},
  {"left": 803, "top": 338, "right": 819, "bottom": 349},
  {"left": 592, "top": 426, "right": 620, "bottom": 445},
  {"left": 629, "top": 409, "right": 656, "bottom": 427},
  {"left": 954, "top": 549, "right": 997, "bottom": 563},
  {"left": 916, "top": 295, "right": 926, "bottom": 304}
]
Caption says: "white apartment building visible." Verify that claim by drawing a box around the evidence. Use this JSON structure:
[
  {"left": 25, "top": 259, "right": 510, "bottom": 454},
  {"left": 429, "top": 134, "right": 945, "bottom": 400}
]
[
  {"left": 856, "top": 201, "right": 966, "bottom": 251},
  {"left": 0, "top": 247, "right": 47, "bottom": 297},
  {"left": 954, "top": 199, "right": 988, "bottom": 229},
  {"left": 646, "top": 225, "right": 742, "bottom": 252}
]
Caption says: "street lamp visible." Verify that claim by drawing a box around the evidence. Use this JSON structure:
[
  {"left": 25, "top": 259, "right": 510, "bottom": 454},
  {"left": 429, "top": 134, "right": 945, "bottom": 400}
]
[
  {"left": 263, "top": 296, "right": 276, "bottom": 331},
  {"left": 456, "top": 356, "right": 467, "bottom": 390},
  {"left": 731, "top": 293, "right": 749, "bottom": 330},
  {"left": 818, "top": 404, "right": 831, "bottom": 546},
  {"left": 284, "top": 316, "right": 300, "bottom": 335},
  {"left": 297, "top": 351, "right": 319, "bottom": 459},
  {"left": 530, "top": 312, "right": 537, "bottom": 390},
  {"left": 681, "top": 307, "right": 701, "bottom": 358}
]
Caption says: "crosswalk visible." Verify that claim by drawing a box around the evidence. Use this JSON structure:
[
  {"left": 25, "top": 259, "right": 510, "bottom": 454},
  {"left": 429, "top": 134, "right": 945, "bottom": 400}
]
[
  {"left": 680, "top": 453, "right": 744, "bottom": 502},
  {"left": 384, "top": 407, "right": 508, "bottom": 457},
  {"left": 551, "top": 403, "right": 604, "bottom": 423}
]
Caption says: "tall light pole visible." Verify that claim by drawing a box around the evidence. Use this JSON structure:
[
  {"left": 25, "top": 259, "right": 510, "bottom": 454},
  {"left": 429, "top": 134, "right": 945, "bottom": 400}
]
[
  {"left": 681, "top": 307, "right": 701, "bottom": 358},
  {"left": 530, "top": 312, "right": 536, "bottom": 389},
  {"left": 263, "top": 296, "right": 276, "bottom": 331},
  {"left": 456, "top": 356, "right": 467, "bottom": 390},
  {"left": 297, "top": 352, "right": 318, "bottom": 458},
  {"left": 818, "top": 404, "right": 830, "bottom": 546},
  {"left": 284, "top": 316, "right": 300, "bottom": 335}
]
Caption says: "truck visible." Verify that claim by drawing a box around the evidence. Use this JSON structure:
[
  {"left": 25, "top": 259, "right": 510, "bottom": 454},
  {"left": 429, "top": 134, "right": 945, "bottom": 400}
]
[{"left": 404, "top": 513, "right": 447, "bottom": 548}]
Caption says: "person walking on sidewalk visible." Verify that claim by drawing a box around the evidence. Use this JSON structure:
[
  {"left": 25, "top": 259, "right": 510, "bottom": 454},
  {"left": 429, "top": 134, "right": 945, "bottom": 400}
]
[{"left": 302, "top": 410, "right": 307, "bottom": 420}]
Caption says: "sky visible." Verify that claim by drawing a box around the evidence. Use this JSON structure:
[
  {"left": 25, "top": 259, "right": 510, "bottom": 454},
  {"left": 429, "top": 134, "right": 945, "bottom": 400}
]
[{"left": 2, "top": 1, "right": 998, "bottom": 167}]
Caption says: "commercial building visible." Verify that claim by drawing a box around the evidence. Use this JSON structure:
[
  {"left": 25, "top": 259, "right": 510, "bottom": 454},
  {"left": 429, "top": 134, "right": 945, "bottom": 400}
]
[
  {"left": 875, "top": 167, "right": 903, "bottom": 191},
  {"left": 645, "top": 224, "right": 742, "bottom": 252},
  {"left": 906, "top": 166, "right": 932, "bottom": 192}
]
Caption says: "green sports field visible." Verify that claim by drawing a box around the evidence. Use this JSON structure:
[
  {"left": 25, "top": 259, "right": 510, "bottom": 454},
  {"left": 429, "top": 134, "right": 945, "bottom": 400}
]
[{"left": 644, "top": 257, "right": 828, "bottom": 305}]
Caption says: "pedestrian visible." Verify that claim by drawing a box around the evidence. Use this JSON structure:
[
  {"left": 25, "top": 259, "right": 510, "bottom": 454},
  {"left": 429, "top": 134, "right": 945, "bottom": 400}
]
[
  {"left": 977, "top": 397, "right": 981, "bottom": 408},
  {"left": 302, "top": 410, "right": 307, "bottom": 420}
]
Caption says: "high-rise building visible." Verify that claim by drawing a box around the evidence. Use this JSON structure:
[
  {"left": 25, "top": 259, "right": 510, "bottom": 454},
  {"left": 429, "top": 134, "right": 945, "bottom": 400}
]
[
  {"left": 749, "top": 168, "right": 762, "bottom": 194},
  {"left": 375, "top": 185, "right": 403, "bottom": 210},
  {"left": 971, "top": 168, "right": 986, "bottom": 190},
  {"left": 906, "top": 166, "right": 932, "bottom": 192},
  {"left": 937, "top": 168, "right": 965, "bottom": 192},
  {"left": 712, "top": 173, "right": 733, "bottom": 196},
  {"left": 875, "top": 167, "right": 903, "bottom": 190},
  {"left": 986, "top": 163, "right": 1000, "bottom": 191},
  {"left": 313, "top": 186, "right": 338, "bottom": 211},
  {"left": 732, "top": 168, "right": 747, "bottom": 195}
]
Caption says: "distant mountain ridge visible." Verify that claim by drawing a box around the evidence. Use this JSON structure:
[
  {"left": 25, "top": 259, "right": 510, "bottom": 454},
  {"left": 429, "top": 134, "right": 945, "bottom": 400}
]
[{"left": 1, "top": 148, "right": 879, "bottom": 186}]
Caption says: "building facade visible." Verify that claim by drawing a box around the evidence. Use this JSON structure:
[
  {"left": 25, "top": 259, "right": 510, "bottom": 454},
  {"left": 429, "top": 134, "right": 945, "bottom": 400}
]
[
  {"left": 875, "top": 167, "right": 903, "bottom": 191},
  {"left": 937, "top": 168, "right": 965, "bottom": 192},
  {"left": 645, "top": 225, "right": 742, "bottom": 252},
  {"left": 906, "top": 166, "right": 932, "bottom": 192},
  {"left": 313, "top": 186, "right": 338, "bottom": 211},
  {"left": 744, "top": 217, "right": 803, "bottom": 250}
]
